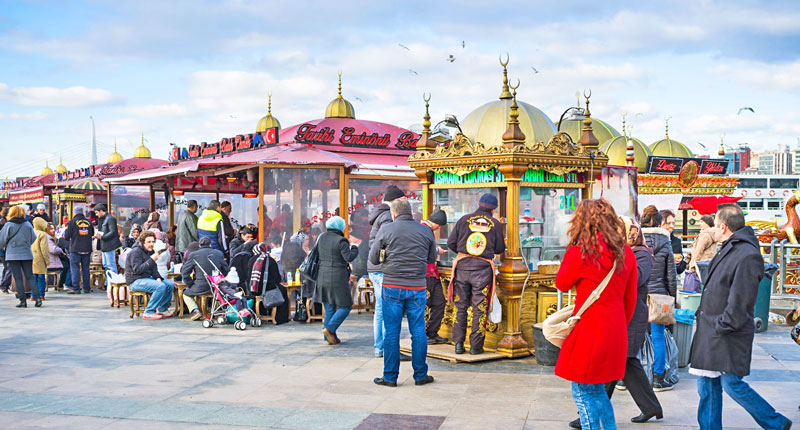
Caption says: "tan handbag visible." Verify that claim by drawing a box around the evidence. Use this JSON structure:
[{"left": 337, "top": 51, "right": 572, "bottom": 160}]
[
  {"left": 647, "top": 293, "right": 676, "bottom": 325},
  {"left": 542, "top": 262, "right": 616, "bottom": 348}
]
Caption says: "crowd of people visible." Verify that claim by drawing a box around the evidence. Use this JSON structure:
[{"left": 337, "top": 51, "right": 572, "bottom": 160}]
[{"left": 0, "top": 188, "right": 794, "bottom": 429}]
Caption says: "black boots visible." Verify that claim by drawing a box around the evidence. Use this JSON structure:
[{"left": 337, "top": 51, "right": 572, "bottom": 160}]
[
  {"left": 15, "top": 299, "right": 26, "bottom": 308},
  {"left": 455, "top": 342, "right": 465, "bottom": 354},
  {"left": 34, "top": 298, "right": 42, "bottom": 307}
]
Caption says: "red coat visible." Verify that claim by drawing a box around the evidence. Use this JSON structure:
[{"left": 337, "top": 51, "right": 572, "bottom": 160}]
[{"left": 553, "top": 241, "right": 638, "bottom": 384}]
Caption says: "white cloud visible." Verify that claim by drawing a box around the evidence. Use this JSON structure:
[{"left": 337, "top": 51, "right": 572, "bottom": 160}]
[
  {"left": 0, "top": 111, "right": 50, "bottom": 120},
  {"left": 0, "top": 83, "right": 115, "bottom": 107},
  {"left": 117, "top": 103, "right": 190, "bottom": 118},
  {"left": 713, "top": 60, "right": 800, "bottom": 91}
]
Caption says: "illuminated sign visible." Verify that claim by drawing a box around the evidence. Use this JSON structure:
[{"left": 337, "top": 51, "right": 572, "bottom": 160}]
[
  {"left": 433, "top": 168, "right": 583, "bottom": 185},
  {"left": 646, "top": 156, "right": 729, "bottom": 176},
  {"left": 293, "top": 123, "right": 418, "bottom": 150},
  {"left": 171, "top": 128, "right": 279, "bottom": 162}
]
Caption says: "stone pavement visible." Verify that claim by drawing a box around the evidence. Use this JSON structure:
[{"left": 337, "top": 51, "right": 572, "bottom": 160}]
[{"left": 0, "top": 291, "right": 797, "bottom": 429}]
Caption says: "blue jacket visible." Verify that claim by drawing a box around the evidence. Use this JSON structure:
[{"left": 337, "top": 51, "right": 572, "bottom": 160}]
[{"left": 0, "top": 217, "right": 35, "bottom": 261}]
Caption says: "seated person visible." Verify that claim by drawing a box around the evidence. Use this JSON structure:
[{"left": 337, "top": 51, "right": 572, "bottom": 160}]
[
  {"left": 125, "top": 230, "right": 174, "bottom": 320},
  {"left": 181, "top": 237, "right": 228, "bottom": 320},
  {"left": 231, "top": 241, "right": 258, "bottom": 290},
  {"left": 229, "top": 226, "right": 255, "bottom": 258},
  {"left": 268, "top": 234, "right": 286, "bottom": 280},
  {"left": 248, "top": 242, "right": 289, "bottom": 324}
]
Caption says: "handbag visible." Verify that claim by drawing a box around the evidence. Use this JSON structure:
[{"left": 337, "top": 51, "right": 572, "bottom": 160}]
[
  {"left": 647, "top": 293, "right": 676, "bottom": 325},
  {"left": 542, "top": 262, "right": 616, "bottom": 348},
  {"left": 261, "top": 287, "right": 285, "bottom": 308},
  {"left": 298, "top": 238, "right": 320, "bottom": 281},
  {"left": 293, "top": 300, "right": 309, "bottom": 322}
]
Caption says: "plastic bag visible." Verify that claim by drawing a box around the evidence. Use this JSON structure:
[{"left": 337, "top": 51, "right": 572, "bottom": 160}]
[
  {"left": 488, "top": 294, "right": 502, "bottom": 324},
  {"left": 664, "top": 330, "right": 680, "bottom": 385},
  {"left": 682, "top": 271, "right": 701, "bottom": 293},
  {"left": 637, "top": 334, "right": 655, "bottom": 385}
]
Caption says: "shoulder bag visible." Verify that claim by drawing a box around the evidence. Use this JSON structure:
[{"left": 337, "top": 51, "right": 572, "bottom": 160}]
[
  {"left": 647, "top": 293, "right": 676, "bottom": 325},
  {"left": 542, "top": 262, "right": 616, "bottom": 348},
  {"left": 298, "top": 237, "right": 321, "bottom": 281}
]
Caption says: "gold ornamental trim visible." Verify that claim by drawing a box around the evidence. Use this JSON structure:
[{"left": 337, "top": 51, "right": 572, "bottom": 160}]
[
  {"left": 521, "top": 182, "right": 586, "bottom": 189},
  {"left": 430, "top": 182, "right": 507, "bottom": 189}
]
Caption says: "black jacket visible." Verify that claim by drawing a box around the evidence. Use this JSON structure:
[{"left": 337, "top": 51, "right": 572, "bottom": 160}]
[
  {"left": 313, "top": 229, "right": 358, "bottom": 307},
  {"left": 124, "top": 242, "right": 161, "bottom": 284},
  {"left": 689, "top": 226, "right": 764, "bottom": 377},
  {"left": 670, "top": 233, "right": 687, "bottom": 275},
  {"left": 367, "top": 203, "right": 392, "bottom": 272},
  {"left": 97, "top": 214, "right": 122, "bottom": 252},
  {"left": 369, "top": 213, "right": 436, "bottom": 287},
  {"left": 181, "top": 247, "right": 229, "bottom": 296},
  {"left": 628, "top": 246, "right": 653, "bottom": 357},
  {"left": 64, "top": 214, "right": 95, "bottom": 254},
  {"left": 229, "top": 236, "right": 246, "bottom": 257},
  {"left": 642, "top": 227, "right": 677, "bottom": 297},
  {"left": 447, "top": 207, "right": 506, "bottom": 270},
  {"left": 32, "top": 212, "right": 51, "bottom": 223}
]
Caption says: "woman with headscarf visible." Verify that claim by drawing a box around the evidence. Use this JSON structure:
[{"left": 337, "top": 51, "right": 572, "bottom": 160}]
[
  {"left": 313, "top": 216, "right": 359, "bottom": 345},
  {"left": 247, "top": 242, "right": 289, "bottom": 324},
  {"left": 143, "top": 212, "right": 163, "bottom": 231}
]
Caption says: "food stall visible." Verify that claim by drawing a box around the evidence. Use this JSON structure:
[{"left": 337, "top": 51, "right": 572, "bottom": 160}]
[{"left": 408, "top": 83, "right": 608, "bottom": 358}]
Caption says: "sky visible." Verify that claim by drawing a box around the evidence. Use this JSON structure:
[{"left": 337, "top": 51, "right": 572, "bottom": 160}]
[{"left": 1, "top": 0, "right": 799, "bottom": 179}]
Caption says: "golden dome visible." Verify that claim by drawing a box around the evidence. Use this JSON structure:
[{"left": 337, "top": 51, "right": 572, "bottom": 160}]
[
  {"left": 324, "top": 72, "right": 355, "bottom": 119},
  {"left": 41, "top": 162, "right": 53, "bottom": 176},
  {"left": 600, "top": 135, "right": 652, "bottom": 171},
  {"left": 461, "top": 56, "right": 556, "bottom": 147},
  {"left": 649, "top": 119, "right": 692, "bottom": 157},
  {"left": 107, "top": 142, "right": 124, "bottom": 163},
  {"left": 557, "top": 116, "right": 620, "bottom": 144},
  {"left": 55, "top": 157, "right": 67, "bottom": 174},
  {"left": 133, "top": 132, "right": 152, "bottom": 159},
  {"left": 256, "top": 93, "right": 281, "bottom": 132}
]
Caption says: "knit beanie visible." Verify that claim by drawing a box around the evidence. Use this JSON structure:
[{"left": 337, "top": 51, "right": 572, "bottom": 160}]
[
  {"left": 384, "top": 185, "right": 405, "bottom": 202},
  {"left": 478, "top": 193, "right": 498, "bottom": 210},
  {"left": 428, "top": 209, "right": 448, "bottom": 226}
]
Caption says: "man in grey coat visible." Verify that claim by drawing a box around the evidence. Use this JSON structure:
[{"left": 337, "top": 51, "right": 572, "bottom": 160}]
[
  {"left": 689, "top": 204, "right": 791, "bottom": 430},
  {"left": 175, "top": 200, "right": 199, "bottom": 262}
]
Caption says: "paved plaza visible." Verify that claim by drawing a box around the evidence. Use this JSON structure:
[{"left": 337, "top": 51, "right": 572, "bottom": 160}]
[{"left": 0, "top": 291, "right": 796, "bottom": 430}]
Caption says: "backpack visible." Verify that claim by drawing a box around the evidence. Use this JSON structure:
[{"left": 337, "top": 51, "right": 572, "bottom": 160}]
[{"left": 293, "top": 299, "right": 308, "bottom": 322}]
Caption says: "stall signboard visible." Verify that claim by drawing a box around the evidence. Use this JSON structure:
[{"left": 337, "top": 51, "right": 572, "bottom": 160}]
[
  {"left": 291, "top": 123, "right": 419, "bottom": 151},
  {"left": 433, "top": 168, "right": 583, "bottom": 185},
  {"left": 646, "top": 156, "right": 729, "bottom": 176},
  {"left": 171, "top": 127, "right": 279, "bottom": 162},
  {"left": 9, "top": 187, "right": 44, "bottom": 204}
]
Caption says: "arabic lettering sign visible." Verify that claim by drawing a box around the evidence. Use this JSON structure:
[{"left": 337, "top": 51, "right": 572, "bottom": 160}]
[
  {"left": 646, "top": 156, "right": 729, "bottom": 176},
  {"left": 171, "top": 128, "right": 279, "bottom": 162}
]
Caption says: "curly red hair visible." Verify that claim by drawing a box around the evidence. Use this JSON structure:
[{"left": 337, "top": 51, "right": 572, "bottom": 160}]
[{"left": 567, "top": 199, "right": 626, "bottom": 270}]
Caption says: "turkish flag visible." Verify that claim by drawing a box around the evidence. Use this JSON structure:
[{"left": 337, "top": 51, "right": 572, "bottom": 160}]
[{"left": 686, "top": 196, "right": 743, "bottom": 215}]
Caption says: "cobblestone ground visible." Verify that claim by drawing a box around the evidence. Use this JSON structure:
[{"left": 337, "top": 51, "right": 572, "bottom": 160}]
[{"left": 0, "top": 290, "right": 797, "bottom": 429}]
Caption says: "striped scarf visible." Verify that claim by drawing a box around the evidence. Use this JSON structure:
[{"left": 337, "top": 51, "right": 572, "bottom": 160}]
[{"left": 249, "top": 242, "right": 270, "bottom": 295}]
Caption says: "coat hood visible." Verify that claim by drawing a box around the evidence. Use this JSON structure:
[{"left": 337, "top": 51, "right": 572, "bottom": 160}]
[
  {"left": 641, "top": 227, "right": 670, "bottom": 237},
  {"left": 368, "top": 203, "right": 390, "bottom": 226},
  {"left": 132, "top": 240, "right": 153, "bottom": 255},
  {"left": 32, "top": 216, "right": 47, "bottom": 232},
  {"left": 725, "top": 226, "right": 760, "bottom": 250}
]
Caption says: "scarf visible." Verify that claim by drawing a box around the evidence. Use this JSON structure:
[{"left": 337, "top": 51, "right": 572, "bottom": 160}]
[{"left": 249, "top": 242, "right": 270, "bottom": 295}]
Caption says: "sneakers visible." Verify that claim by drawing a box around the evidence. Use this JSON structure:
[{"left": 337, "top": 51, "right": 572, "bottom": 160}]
[
  {"left": 615, "top": 380, "right": 627, "bottom": 391},
  {"left": 158, "top": 310, "right": 174, "bottom": 318},
  {"left": 190, "top": 309, "right": 204, "bottom": 321},
  {"left": 142, "top": 313, "right": 163, "bottom": 320},
  {"left": 652, "top": 377, "right": 674, "bottom": 392}
]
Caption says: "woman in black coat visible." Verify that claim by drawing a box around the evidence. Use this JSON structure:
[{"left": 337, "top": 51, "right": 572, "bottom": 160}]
[
  {"left": 246, "top": 242, "right": 289, "bottom": 324},
  {"left": 312, "top": 216, "right": 358, "bottom": 345}
]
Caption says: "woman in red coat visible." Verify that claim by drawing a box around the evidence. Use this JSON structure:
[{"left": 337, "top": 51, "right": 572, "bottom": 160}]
[{"left": 555, "top": 199, "right": 638, "bottom": 429}]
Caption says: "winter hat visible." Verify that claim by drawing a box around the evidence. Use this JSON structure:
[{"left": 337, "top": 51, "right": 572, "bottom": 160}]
[
  {"left": 36, "top": 203, "right": 46, "bottom": 210},
  {"left": 74, "top": 206, "right": 84, "bottom": 215},
  {"left": 384, "top": 185, "right": 405, "bottom": 202},
  {"left": 326, "top": 216, "right": 346, "bottom": 232},
  {"left": 198, "top": 237, "right": 212, "bottom": 248},
  {"left": 478, "top": 193, "right": 498, "bottom": 210},
  {"left": 428, "top": 209, "right": 448, "bottom": 226},
  {"left": 95, "top": 203, "right": 107, "bottom": 212}
]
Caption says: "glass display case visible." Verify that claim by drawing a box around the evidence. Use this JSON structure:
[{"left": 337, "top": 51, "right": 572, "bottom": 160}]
[
  {"left": 519, "top": 187, "right": 580, "bottom": 271},
  {"left": 433, "top": 187, "right": 503, "bottom": 267}
]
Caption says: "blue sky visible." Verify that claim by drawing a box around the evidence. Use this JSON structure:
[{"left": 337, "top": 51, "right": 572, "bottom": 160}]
[{"left": 1, "top": 0, "right": 799, "bottom": 178}]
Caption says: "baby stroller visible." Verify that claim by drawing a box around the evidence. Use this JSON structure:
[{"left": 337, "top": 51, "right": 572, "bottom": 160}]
[{"left": 196, "top": 259, "right": 262, "bottom": 330}]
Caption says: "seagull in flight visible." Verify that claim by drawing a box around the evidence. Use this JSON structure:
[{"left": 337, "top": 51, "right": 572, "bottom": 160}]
[
  {"left": 354, "top": 97, "right": 363, "bottom": 102},
  {"left": 398, "top": 44, "right": 410, "bottom": 50},
  {"left": 447, "top": 55, "right": 455, "bottom": 63},
  {"left": 408, "top": 69, "right": 418, "bottom": 75},
  {"left": 229, "top": 115, "right": 237, "bottom": 119},
  {"left": 462, "top": 41, "right": 465, "bottom": 48},
  {"left": 696, "top": 142, "right": 708, "bottom": 150},
  {"left": 531, "top": 66, "right": 539, "bottom": 74},
  {"left": 737, "top": 107, "right": 754, "bottom": 115}
]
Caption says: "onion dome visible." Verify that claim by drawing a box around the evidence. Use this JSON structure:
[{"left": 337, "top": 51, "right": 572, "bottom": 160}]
[
  {"left": 649, "top": 118, "right": 692, "bottom": 157},
  {"left": 256, "top": 93, "right": 281, "bottom": 132},
  {"left": 55, "top": 157, "right": 68, "bottom": 174},
  {"left": 107, "top": 141, "right": 124, "bottom": 163},
  {"left": 133, "top": 132, "right": 152, "bottom": 159},
  {"left": 599, "top": 116, "right": 652, "bottom": 171},
  {"left": 41, "top": 161, "right": 53, "bottom": 176},
  {"left": 324, "top": 72, "right": 355, "bottom": 119},
  {"left": 461, "top": 55, "right": 556, "bottom": 147},
  {"left": 557, "top": 101, "right": 620, "bottom": 144}
]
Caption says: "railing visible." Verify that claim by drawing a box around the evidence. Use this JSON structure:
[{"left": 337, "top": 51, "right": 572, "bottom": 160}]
[{"left": 759, "top": 238, "right": 800, "bottom": 295}]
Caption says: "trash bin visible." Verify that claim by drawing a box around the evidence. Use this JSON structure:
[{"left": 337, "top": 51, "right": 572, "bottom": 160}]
[
  {"left": 532, "top": 323, "right": 560, "bottom": 366},
  {"left": 673, "top": 308, "right": 695, "bottom": 368},
  {"left": 678, "top": 291, "right": 701, "bottom": 312},
  {"left": 754, "top": 264, "right": 778, "bottom": 333}
]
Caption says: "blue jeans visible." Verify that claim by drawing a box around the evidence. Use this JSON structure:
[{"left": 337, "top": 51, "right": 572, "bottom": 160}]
[
  {"left": 650, "top": 322, "right": 666, "bottom": 375},
  {"left": 34, "top": 274, "right": 46, "bottom": 298},
  {"left": 697, "top": 373, "right": 789, "bottom": 430},
  {"left": 382, "top": 286, "right": 428, "bottom": 384},
  {"left": 130, "top": 278, "right": 174, "bottom": 314},
  {"left": 369, "top": 272, "right": 385, "bottom": 356},
  {"left": 69, "top": 252, "right": 90, "bottom": 292},
  {"left": 59, "top": 265, "right": 71, "bottom": 288},
  {"left": 101, "top": 250, "right": 117, "bottom": 286},
  {"left": 572, "top": 382, "right": 617, "bottom": 429},
  {"left": 322, "top": 302, "right": 351, "bottom": 339}
]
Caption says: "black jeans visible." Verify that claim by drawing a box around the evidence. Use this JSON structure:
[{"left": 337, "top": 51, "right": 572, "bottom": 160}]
[
  {"left": 0, "top": 259, "right": 11, "bottom": 290},
  {"left": 605, "top": 356, "right": 662, "bottom": 415},
  {"left": 7, "top": 260, "right": 38, "bottom": 301}
]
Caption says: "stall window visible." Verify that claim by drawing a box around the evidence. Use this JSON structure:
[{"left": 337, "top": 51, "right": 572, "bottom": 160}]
[
  {"left": 770, "top": 178, "right": 798, "bottom": 189},
  {"left": 749, "top": 200, "right": 764, "bottom": 209},
  {"left": 520, "top": 187, "right": 580, "bottom": 269},
  {"left": 737, "top": 201, "right": 747, "bottom": 209},
  {"left": 433, "top": 187, "right": 504, "bottom": 267},
  {"left": 737, "top": 178, "right": 767, "bottom": 189},
  {"left": 174, "top": 192, "right": 217, "bottom": 228},
  {"left": 767, "top": 200, "right": 781, "bottom": 209},
  {"left": 224, "top": 193, "right": 260, "bottom": 231},
  {"left": 347, "top": 178, "right": 422, "bottom": 242},
  {"left": 261, "top": 167, "right": 340, "bottom": 246},
  {"left": 110, "top": 185, "right": 164, "bottom": 235}
]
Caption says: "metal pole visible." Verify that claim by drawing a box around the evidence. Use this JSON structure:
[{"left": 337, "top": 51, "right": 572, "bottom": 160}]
[
  {"left": 779, "top": 239, "right": 788, "bottom": 295},
  {"left": 557, "top": 290, "right": 563, "bottom": 310},
  {"left": 770, "top": 238, "right": 779, "bottom": 292}
]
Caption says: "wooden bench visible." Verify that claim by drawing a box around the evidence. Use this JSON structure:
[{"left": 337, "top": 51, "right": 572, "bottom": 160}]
[
  {"left": 46, "top": 270, "right": 61, "bottom": 293},
  {"left": 357, "top": 278, "right": 374, "bottom": 314},
  {"left": 109, "top": 279, "right": 129, "bottom": 308},
  {"left": 307, "top": 297, "right": 324, "bottom": 323},
  {"left": 89, "top": 263, "right": 105, "bottom": 291},
  {"left": 129, "top": 291, "right": 152, "bottom": 318},
  {"left": 173, "top": 281, "right": 187, "bottom": 318}
]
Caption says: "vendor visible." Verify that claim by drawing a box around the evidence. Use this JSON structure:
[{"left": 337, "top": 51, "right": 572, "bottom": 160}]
[
  {"left": 446, "top": 193, "right": 505, "bottom": 355},
  {"left": 181, "top": 237, "right": 229, "bottom": 321},
  {"left": 422, "top": 209, "right": 448, "bottom": 345}
]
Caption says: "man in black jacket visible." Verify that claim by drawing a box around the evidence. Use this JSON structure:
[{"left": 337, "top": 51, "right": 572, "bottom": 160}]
[
  {"left": 689, "top": 204, "right": 791, "bottom": 430},
  {"left": 369, "top": 198, "right": 437, "bottom": 387},
  {"left": 94, "top": 204, "right": 121, "bottom": 287},
  {"left": 181, "top": 237, "right": 228, "bottom": 320},
  {"left": 64, "top": 207, "right": 94, "bottom": 294},
  {"left": 125, "top": 230, "right": 174, "bottom": 320},
  {"left": 447, "top": 193, "right": 505, "bottom": 355}
]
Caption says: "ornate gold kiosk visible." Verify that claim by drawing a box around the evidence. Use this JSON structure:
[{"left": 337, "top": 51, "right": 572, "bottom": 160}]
[{"left": 408, "top": 67, "right": 608, "bottom": 359}]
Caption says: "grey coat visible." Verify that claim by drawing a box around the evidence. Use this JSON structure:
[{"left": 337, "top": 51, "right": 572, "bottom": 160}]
[
  {"left": 366, "top": 204, "right": 392, "bottom": 272},
  {"left": 0, "top": 218, "right": 35, "bottom": 261},
  {"left": 175, "top": 209, "right": 198, "bottom": 253},
  {"left": 181, "top": 247, "right": 229, "bottom": 296},
  {"left": 642, "top": 227, "right": 677, "bottom": 297},
  {"left": 689, "top": 227, "right": 763, "bottom": 377},
  {"left": 628, "top": 246, "right": 653, "bottom": 357},
  {"left": 313, "top": 229, "right": 358, "bottom": 307},
  {"left": 368, "top": 213, "right": 437, "bottom": 288}
]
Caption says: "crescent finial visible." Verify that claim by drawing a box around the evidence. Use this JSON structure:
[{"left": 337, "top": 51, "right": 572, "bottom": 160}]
[
  {"left": 583, "top": 88, "right": 592, "bottom": 100},
  {"left": 499, "top": 52, "right": 509, "bottom": 67},
  {"left": 423, "top": 92, "right": 431, "bottom": 103}
]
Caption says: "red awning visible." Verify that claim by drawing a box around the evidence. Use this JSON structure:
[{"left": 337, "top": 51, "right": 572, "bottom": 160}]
[
  {"left": 686, "top": 196, "right": 743, "bottom": 215},
  {"left": 97, "top": 157, "right": 169, "bottom": 178}
]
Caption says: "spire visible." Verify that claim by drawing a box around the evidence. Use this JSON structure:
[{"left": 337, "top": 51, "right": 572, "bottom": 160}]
[
  {"left": 416, "top": 93, "right": 436, "bottom": 153},
  {"left": 337, "top": 71, "right": 343, "bottom": 99},
  {"left": 718, "top": 133, "right": 725, "bottom": 156},
  {"left": 665, "top": 116, "right": 671, "bottom": 139},
  {"left": 325, "top": 71, "right": 355, "bottom": 118},
  {"left": 499, "top": 53, "right": 512, "bottom": 100},
  {"left": 577, "top": 90, "right": 600, "bottom": 150},
  {"left": 268, "top": 93, "right": 273, "bottom": 114},
  {"left": 623, "top": 113, "right": 634, "bottom": 166},
  {"left": 502, "top": 80, "right": 525, "bottom": 148}
]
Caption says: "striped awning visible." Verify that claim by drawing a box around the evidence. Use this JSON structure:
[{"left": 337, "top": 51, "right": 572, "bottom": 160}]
[{"left": 73, "top": 179, "right": 107, "bottom": 191}]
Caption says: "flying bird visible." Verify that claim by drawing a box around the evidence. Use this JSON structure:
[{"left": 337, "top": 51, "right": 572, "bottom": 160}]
[
  {"left": 229, "top": 115, "right": 237, "bottom": 119},
  {"left": 531, "top": 66, "right": 539, "bottom": 74},
  {"left": 462, "top": 41, "right": 465, "bottom": 48},
  {"left": 398, "top": 44, "right": 410, "bottom": 50},
  {"left": 447, "top": 55, "right": 455, "bottom": 62},
  {"left": 738, "top": 107, "right": 754, "bottom": 115},
  {"left": 696, "top": 142, "right": 708, "bottom": 150},
  {"left": 354, "top": 97, "right": 363, "bottom": 102},
  {"left": 408, "top": 69, "right": 418, "bottom": 75}
]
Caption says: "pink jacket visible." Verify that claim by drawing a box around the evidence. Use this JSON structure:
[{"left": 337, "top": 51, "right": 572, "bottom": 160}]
[{"left": 47, "top": 235, "right": 63, "bottom": 269}]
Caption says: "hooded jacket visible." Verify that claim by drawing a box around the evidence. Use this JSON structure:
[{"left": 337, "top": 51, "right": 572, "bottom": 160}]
[
  {"left": 31, "top": 217, "right": 50, "bottom": 274},
  {"left": 64, "top": 214, "right": 95, "bottom": 254},
  {"left": 689, "top": 226, "right": 763, "bottom": 377},
  {"left": 175, "top": 209, "right": 198, "bottom": 253},
  {"left": 197, "top": 209, "right": 227, "bottom": 253},
  {"left": 0, "top": 217, "right": 35, "bottom": 261},
  {"left": 47, "top": 234, "right": 64, "bottom": 270},
  {"left": 181, "top": 246, "right": 228, "bottom": 296},
  {"left": 642, "top": 227, "right": 677, "bottom": 297},
  {"left": 124, "top": 241, "right": 161, "bottom": 285},
  {"left": 367, "top": 203, "right": 392, "bottom": 272},
  {"left": 97, "top": 213, "right": 122, "bottom": 252}
]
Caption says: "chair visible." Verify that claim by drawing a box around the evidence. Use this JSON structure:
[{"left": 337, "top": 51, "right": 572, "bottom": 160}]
[
  {"left": 89, "top": 264, "right": 105, "bottom": 291},
  {"left": 357, "top": 278, "right": 374, "bottom": 314},
  {"left": 197, "top": 293, "right": 214, "bottom": 318},
  {"left": 306, "top": 298, "right": 324, "bottom": 324},
  {"left": 107, "top": 270, "right": 128, "bottom": 308},
  {"left": 173, "top": 282, "right": 187, "bottom": 318},
  {"left": 129, "top": 291, "right": 152, "bottom": 318},
  {"left": 46, "top": 270, "right": 61, "bottom": 293}
]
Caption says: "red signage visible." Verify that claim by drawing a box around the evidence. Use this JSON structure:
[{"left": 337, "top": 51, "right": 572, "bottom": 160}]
[
  {"left": 9, "top": 188, "right": 44, "bottom": 204},
  {"left": 700, "top": 159, "right": 728, "bottom": 175},
  {"left": 647, "top": 156, "right": 729, "bottom": 176},
  {"left": 171, "top": 128, "right": 278, "bottom": 162},
  {"left": 290, "top": 122, "right": 418, "bottom": 151}
]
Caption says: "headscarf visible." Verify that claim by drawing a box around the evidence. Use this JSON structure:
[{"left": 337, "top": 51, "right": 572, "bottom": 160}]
[
  {"left": 249, "top": 242, "right": 271, "bottom": 295},
  {"left": 183, "top": 241, "right": 199, "bottom": 262},
  {"left": 143, "top": 212, "right": 162, "bottom": 231},
  {"left": 325, "top": 216, "right": 346, "bottom": 232}
]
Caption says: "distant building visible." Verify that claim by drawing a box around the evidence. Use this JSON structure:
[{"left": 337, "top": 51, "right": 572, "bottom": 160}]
[
  {"left": 722, "top": 144, "right": 751, "bottom": 174},
  {"left": 759, "top": 153, "right": 774, "bottom": 174},
  {"left": 757, "top": 145, "right": 792, "bottom": 175}
]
